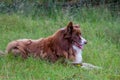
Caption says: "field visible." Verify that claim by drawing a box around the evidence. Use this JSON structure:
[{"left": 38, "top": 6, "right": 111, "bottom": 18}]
[{"left": 0, "top": 7, "right": 120, "bottom": 80}]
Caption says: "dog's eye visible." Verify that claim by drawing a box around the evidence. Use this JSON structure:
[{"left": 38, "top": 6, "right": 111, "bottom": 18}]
[
  {"left": 76, "top": 32, "right": 81, "bottom": 36},
  {"left": 79, "top": 32, "right": 82, "bottom": 35}
]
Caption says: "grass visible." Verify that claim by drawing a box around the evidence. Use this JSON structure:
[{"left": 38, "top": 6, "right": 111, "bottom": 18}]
[{"left": 0, "top": 7, "right": 120, "bottom": 80}]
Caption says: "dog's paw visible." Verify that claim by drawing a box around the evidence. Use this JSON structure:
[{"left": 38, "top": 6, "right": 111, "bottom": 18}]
[{"left": 81, "top": 63, "right": 102, "bottom": 70}]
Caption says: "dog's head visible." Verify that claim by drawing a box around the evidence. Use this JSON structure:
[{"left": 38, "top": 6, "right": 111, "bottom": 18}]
[{"left": 64, "top": 22, "right": 87, "bottom": 49}]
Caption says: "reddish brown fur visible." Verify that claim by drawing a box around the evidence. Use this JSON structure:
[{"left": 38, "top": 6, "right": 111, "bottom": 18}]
[{"left": 6, "top": 22, "right": 82, "bottom": 62}]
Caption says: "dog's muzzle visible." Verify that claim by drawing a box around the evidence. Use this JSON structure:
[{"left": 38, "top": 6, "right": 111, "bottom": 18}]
[{"left": 74, "top": 36, "right": 87, "bottom": 49}]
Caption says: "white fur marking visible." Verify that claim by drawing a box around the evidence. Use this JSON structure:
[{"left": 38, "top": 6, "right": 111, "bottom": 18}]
[
  {"left": 80, "top": 36, "right": 87, "bottom": 45},
  {"left": 60, "top": 28, "right": 65, "bottom": 30},
  {"left": 72, "top": 45, "right": 82, "bottom": 63},
  {"left": 81, "top": 63, "right": 102, "bottom": 70}
]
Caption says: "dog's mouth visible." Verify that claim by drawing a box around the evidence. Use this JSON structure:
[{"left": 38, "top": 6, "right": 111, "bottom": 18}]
[
  {"left": 72, "top": 37, "right": 87, "bottom": 49},
  {"left": 73, "top": 41, "right": 83, "bottom": 49}
]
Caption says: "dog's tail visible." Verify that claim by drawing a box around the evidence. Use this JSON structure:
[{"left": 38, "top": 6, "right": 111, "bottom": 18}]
[
  {"left": 0, "top": 41, "right": 17, "bottom": 56},
  {"left": 81, "top": 63, "right": 102, "bottom": 70},
  {"left": 0, "top": 50, "right": 5, "bottom": 55},
  {"left": 5, "top": 41, "right": 18, "bottom": 54}
]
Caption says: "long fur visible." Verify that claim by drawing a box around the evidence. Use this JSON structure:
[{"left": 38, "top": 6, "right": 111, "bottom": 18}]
[{"left": 6, "top": 22, "right": 77, "bottom": 62}]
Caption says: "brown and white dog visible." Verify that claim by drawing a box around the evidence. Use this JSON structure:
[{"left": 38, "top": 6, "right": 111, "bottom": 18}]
[{"left": 6, "top": 22, "right": 87, "bottom": 64}]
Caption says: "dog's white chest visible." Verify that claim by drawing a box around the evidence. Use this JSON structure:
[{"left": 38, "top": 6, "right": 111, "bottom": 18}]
[{"left": 73, "top": 45, "right": 82, "bottom": 63}]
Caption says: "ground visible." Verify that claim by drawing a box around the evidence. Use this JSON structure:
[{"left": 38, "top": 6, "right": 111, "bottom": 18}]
[{"left": 0, "top": 7, "right": 120, "bottom": 80}]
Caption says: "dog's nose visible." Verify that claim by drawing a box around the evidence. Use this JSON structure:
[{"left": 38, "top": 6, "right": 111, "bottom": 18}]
[{"left": 84, "top": 41, "right": 87, "bottom": 44}]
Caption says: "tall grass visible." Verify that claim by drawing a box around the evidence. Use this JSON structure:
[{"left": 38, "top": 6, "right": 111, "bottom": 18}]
[{"left": 0, "top": 6, "right": 120, "bottom": 80}]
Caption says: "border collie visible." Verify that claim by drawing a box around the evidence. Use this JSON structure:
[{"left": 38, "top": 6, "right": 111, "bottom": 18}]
[{"left": 6, "top": 22, "right": 101, "bottom": 69}]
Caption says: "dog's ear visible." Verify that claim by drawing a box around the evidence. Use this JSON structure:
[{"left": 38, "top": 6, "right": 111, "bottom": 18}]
[
  {"left": 66, "top": 21, "right": 73, "bottom": 34},
  {"left": 64, "top": 22, "right": 73, "bottom": 38}
]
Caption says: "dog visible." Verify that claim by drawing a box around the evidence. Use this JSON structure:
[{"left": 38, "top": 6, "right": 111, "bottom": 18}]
[
  {"left": 5, "top": 22, "right": 102, "bottom": 69},
  {"left": 6, "top": 22, "right": 87, "bottom": 64}
]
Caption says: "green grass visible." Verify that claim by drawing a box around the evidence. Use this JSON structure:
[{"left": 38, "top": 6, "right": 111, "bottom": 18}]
[{"left": 0, "top": 7, "right": 120, "bottom": 80}]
